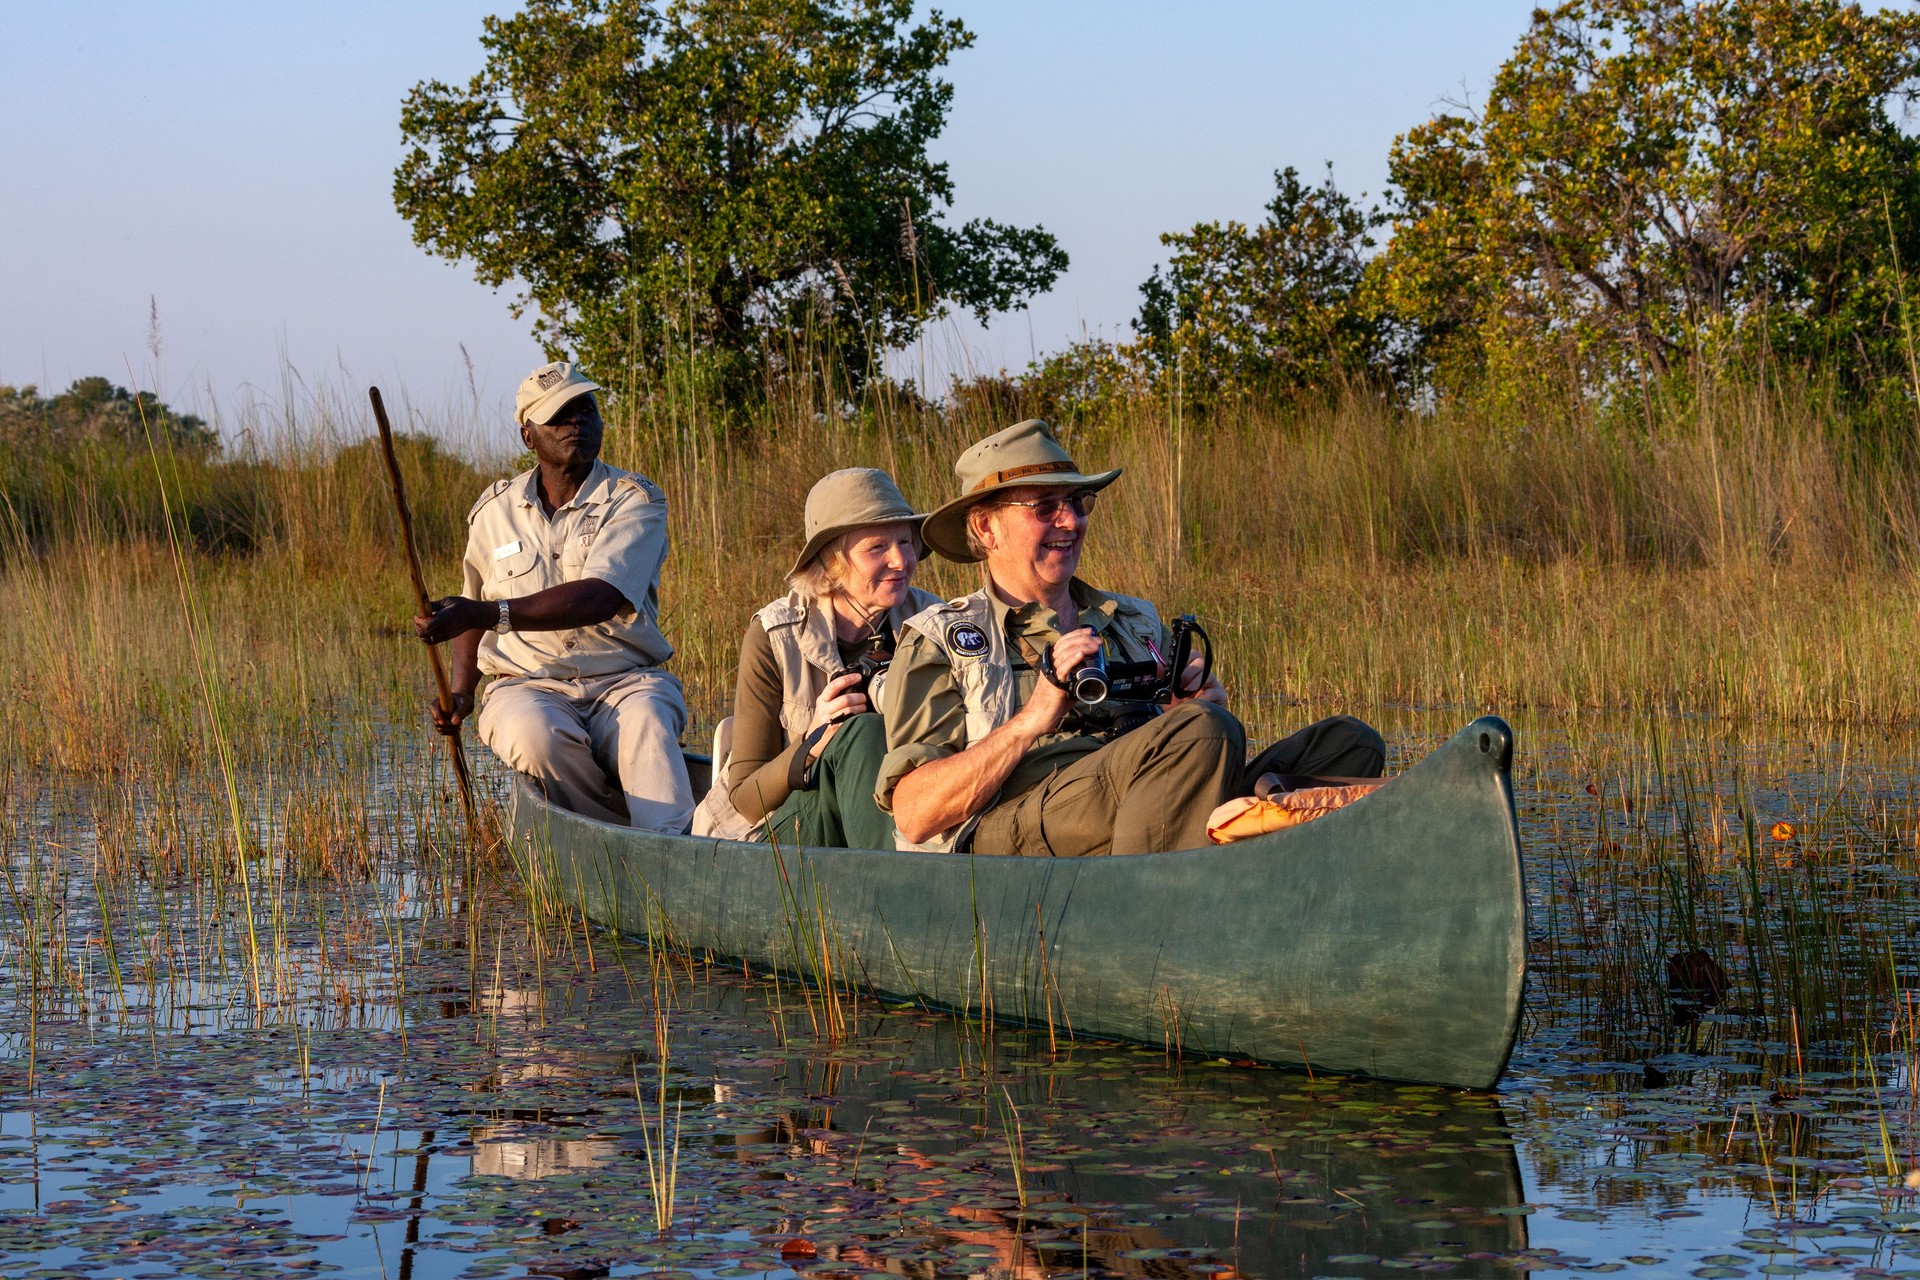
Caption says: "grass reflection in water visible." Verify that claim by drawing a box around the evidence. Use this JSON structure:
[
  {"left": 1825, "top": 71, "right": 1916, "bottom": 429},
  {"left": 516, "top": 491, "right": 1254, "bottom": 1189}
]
[{"left": 9, "top": 712, "right": 1920, "bottom": 1275}]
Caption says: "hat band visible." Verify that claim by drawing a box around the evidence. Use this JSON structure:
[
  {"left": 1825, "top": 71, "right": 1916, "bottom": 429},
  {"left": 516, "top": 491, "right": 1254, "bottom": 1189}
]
[{"left": 971, "top": 460, "right": 1076, "bottom": 492}]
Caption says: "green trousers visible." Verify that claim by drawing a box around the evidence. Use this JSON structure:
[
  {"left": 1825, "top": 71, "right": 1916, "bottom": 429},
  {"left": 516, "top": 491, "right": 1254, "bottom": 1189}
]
[{"left": 759, "top": 712, "right": 896, "bottom": 850}]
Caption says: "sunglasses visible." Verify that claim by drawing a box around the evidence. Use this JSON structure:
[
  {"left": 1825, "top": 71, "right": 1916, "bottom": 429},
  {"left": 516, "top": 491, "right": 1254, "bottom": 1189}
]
[{"left": 1000, "top": 489, "right": 1098, "bottom": 521}]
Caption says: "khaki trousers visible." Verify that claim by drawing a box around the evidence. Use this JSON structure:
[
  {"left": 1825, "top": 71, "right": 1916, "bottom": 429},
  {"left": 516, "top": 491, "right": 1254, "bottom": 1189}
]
[
  {"left": 970, "top": 706, "right": 1384, "bottom": 858},
  {"left": 1242, "top": 713, "right": 1386, "bottom": 789},
  {"left": 973, "top": 701, "right": 1245, "bottom": 857},
  {"left": 478, "top": 669, "right": 694, "bottom": 832}
]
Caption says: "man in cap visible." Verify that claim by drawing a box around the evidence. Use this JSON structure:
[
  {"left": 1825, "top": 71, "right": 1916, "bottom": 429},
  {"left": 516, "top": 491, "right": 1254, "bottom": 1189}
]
[
  {"left": 874, "top": 419, "right": 1382, "bottom": 856},
  {"left": 413, "top": 361, "right": 694, "bottom": 831}
]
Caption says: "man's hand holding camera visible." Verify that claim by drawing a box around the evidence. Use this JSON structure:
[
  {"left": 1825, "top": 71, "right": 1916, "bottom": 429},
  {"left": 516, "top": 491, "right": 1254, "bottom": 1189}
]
[
  {"left": 1170, "top": 654, "right": 1227, "bottom": 707},
  {"left": 1025, "top": 627, "right": 1106, "bottom": 733}
]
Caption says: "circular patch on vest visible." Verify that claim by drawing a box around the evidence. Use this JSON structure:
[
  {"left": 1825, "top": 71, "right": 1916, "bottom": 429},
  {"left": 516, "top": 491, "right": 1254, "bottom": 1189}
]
[{"left": 946, "top": 621, "right": 990, "bottom": 658}]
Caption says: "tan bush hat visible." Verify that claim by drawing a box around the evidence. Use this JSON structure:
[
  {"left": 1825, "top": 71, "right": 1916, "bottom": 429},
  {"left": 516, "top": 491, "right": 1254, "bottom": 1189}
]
[
  {"left": 788, "top": 468, "right": 927, "bottom": 578},
  {"left": 921, "top": 419, "right": 1122, "bottom": 563},
  {"left": 514, "top": 361, "right": 600, "bottom": 428}
]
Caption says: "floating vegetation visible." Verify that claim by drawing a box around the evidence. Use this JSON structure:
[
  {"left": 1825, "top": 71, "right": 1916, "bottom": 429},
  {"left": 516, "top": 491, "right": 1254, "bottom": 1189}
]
[{"left": 3, "top": 711, "right": 1920, "bottom": 1278}]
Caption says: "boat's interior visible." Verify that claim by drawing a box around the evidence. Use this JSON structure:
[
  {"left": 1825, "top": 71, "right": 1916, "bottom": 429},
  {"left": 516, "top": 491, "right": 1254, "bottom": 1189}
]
[{"left": 683, "top": 751, "right": 713, "bottom": 796}]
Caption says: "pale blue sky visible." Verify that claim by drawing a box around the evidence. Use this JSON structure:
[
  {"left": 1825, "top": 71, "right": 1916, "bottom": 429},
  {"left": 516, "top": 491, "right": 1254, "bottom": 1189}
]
[{"left": 1, "top": 2, "right": 1537, "bottom": 422}]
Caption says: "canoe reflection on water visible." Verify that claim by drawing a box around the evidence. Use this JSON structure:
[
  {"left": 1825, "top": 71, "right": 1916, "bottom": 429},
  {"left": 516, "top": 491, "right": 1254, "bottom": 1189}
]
[
  {"left": 442, "top": 968, "right": 1527, "bottom": 1279},
  {"left": 704, "top": 1011, "right": 1528, "bottom": 1280}
]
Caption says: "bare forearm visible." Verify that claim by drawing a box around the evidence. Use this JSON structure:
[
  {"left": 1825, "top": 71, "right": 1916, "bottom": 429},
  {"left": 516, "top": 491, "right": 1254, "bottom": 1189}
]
[
  {"left": 503, "top": 579, "right": 629, "bottom": 630},
  {"left": 449, "top": 630, "right": 482, "bottom": 697},
  {"left": 892, "top": 712, "right": 1049, "bottom": 844},
  {"left": 416, "top": 578, "right": 631, "bottom": 644},
  {"left": 426, "top": 628, "right": 483, "bottom": 735}
]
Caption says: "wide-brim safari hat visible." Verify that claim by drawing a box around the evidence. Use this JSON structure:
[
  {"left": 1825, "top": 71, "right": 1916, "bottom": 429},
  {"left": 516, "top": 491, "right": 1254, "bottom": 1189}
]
[
  {"left": 515, "top": 361, "right": 600, "bottom": 428},
  {"left": 788, "top": 468, "right": 928, "bottom": 578},
  {"left": 921, "top": 419, "right": 1122, "bottom": 563}
]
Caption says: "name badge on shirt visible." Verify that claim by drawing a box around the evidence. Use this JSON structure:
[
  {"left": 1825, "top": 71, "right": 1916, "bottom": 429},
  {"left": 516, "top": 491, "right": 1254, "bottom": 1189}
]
[{"left": 493, "top": 541, "right": 522, "bottom": 561}]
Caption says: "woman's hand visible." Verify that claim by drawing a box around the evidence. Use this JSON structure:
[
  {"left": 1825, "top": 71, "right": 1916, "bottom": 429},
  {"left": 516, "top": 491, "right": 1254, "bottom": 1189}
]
[{"left": 805, "top": 670, "right": 869, "bottom": 757}]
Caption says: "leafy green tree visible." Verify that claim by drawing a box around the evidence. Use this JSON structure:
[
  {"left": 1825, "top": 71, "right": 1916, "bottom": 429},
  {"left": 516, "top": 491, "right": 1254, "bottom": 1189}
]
[
  {"left": 1376, "top": 0, "right": 1920, "bottom": 395},
  {"left": 1133, "top": 166, "right": 1382, "bottom": 405},
  {"left": 0, "top": 377, "right": 216, "bottom": 456},
  {"left": 395, "top": 0, "right": 1067, "bottom": 406},
  {"left": 1017, "top": 338, "right": 1151, "bottom": 429}
]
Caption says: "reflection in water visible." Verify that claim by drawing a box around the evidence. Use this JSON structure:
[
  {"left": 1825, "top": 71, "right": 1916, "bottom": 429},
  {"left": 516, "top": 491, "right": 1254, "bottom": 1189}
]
[
  {"left": 694, "top": 996, "right": 1529, "bottom": 1280},
  {"left": 471, "top": 1130, "right": 616, "bottom": 1180},
  {"left": 17, "top": 712, "right": 1920, "bottom": 1278}
]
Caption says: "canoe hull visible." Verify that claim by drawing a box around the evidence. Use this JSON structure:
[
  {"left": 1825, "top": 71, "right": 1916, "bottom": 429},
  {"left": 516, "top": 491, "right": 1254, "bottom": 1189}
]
[{"left": 509, "top": 715, "right": 1526, "bottom": 1089}]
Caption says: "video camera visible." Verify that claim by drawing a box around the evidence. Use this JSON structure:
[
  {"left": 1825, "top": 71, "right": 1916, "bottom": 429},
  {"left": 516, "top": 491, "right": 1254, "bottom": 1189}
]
[{"left": 1066, "top": 614, "right": 1212, "bottom": 707}]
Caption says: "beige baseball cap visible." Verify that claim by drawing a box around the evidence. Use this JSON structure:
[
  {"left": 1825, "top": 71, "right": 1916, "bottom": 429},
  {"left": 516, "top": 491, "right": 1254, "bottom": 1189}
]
[
  {"left": 788, "top": 468, "right": 926, "bottom": 578},
  {"left": 514, "top": 361, "right": 600, "bottom": 428},
  {"left": 920, "top": 419, "right": 1121, "bottom": 563}
]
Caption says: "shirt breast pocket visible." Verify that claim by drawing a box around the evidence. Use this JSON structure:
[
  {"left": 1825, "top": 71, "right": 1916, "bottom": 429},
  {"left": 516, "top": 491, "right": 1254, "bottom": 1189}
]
[{"left": 490, "top": 547, "right": 541, "bottom": 596}]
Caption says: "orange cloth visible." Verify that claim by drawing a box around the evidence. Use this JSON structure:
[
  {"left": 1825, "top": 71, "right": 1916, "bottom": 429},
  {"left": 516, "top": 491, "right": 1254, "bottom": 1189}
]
[{"left": 1205, "top": 782, "right": 1386, "bottom": 844}]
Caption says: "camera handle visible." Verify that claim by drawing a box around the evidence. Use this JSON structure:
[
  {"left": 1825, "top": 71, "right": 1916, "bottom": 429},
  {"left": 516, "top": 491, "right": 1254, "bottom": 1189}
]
[{"left": 1166, "top": 615, "right": 1212, "bottom": 699}]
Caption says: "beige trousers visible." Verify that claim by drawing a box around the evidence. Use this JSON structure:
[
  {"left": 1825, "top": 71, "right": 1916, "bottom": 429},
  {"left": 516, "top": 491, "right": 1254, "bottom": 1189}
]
[{"left": 478, "top": 669, "right": 693, "bottom": 831}]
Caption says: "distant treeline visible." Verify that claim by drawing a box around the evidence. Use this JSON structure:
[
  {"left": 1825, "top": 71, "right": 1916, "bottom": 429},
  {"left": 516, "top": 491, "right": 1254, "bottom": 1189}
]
[
  {"left": 2, "top": 377, "right": 217, "bottom": 455},
  {"left": 1036, "top": 0, "right": 1920, "bottom": 419},
  {"left": 0, "top": 378, "right": 486, "bottom": 560},
  {"left": 9, "top": 367, "right": 1920, "bottom": 586}
]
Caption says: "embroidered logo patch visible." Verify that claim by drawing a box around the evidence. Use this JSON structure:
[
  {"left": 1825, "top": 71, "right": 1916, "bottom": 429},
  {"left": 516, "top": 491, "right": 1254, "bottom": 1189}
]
[{"left": 946, "top": 621, "right": 990, "bottom": 658}]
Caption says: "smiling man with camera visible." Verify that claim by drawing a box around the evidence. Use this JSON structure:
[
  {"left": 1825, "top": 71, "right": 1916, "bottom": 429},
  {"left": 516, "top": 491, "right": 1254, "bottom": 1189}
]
[{"left": 875, "top": 419, "right": 1383, "bottom": 856}]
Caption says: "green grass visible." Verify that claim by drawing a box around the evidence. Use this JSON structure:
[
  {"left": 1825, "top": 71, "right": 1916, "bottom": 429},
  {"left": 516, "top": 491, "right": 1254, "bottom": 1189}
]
[
  {"left": 4, "top": 368, "right": 1918, "bottom": 1058},
  {"left": 10, "top": 372, "right": 1918, "bottom": 787}
]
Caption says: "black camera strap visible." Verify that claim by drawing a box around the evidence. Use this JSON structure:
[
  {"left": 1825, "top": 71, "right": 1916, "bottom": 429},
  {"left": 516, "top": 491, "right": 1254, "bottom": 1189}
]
[{"left": 1026, "top": 638, "right": 1073, "bottom": 692}]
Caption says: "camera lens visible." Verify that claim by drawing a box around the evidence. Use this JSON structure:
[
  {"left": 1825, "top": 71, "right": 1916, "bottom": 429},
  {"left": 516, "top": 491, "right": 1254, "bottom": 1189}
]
[
  {"left": 1068, "top": 645, "right": 1109, "bottom": 704},
  {"left": 1072, "top": 668, "right": 1109, "bottom": 703}
]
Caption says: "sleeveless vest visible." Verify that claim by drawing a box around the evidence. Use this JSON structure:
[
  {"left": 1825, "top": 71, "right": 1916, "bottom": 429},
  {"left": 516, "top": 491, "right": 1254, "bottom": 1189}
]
[
  {"left": 894, "top": 586, "right": 1165, "bottom": 852},
  {"left": 692, "top": 586, "right": 939, "bottom": 840}
]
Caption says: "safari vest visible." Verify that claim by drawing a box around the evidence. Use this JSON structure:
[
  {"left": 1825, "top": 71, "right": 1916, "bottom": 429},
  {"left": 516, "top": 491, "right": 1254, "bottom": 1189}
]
[
  {"left": 895, "top": 586, "right": 1165, "bottom": 853},
  {"left": 692, "top": 587, "right": 939, "bottom": 841}
]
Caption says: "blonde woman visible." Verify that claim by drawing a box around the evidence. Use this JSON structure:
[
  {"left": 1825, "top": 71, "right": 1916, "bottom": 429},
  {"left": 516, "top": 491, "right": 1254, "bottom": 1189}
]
[{"left": 693, "top": 469, "right": 940, "bottom": 846}]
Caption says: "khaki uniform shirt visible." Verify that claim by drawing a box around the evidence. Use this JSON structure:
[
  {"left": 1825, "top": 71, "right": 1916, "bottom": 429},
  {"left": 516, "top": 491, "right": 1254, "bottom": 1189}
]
[
  {"left": 461, "top": 459, "right": 672, "bottom": 681},
  {"left": 875, "top": 579, "right": 1171, "bottom": 813}
]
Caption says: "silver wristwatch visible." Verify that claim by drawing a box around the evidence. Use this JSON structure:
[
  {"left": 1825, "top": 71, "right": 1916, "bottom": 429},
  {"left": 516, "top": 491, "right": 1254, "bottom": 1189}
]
[{"left": 496, "top": 599, "right": 512, "bottom": 634}]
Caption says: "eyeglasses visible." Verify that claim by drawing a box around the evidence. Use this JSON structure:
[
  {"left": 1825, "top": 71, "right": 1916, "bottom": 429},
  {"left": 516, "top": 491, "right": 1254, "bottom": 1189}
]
[{"left": 999, "top": 490, "right": 1098, "bottom": 521}]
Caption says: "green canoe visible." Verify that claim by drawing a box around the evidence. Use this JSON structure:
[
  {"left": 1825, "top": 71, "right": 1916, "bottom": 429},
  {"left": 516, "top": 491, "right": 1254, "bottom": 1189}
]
[{"left": 507, "top": 715, "right": 1527, "bottom": 1089}]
